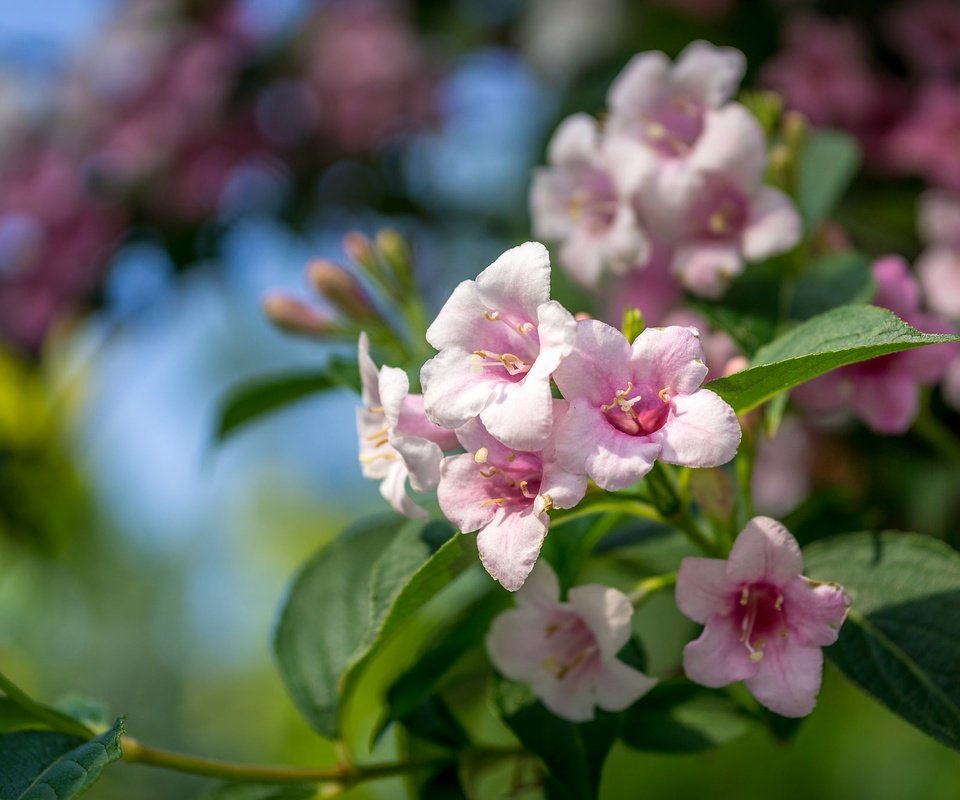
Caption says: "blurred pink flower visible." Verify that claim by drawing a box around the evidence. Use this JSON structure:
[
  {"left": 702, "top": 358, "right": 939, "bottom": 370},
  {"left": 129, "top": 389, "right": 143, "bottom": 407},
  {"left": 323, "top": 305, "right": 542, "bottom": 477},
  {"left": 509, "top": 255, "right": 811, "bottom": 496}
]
[
  {"left": 677, "top": 516, "right": 849, "bottom": 717},
  {"left": 486, "top": 562, "right": 656, "bottom": 721},
  {"left": 438, "top": 414, "right": 586, "bottom": 591},
  {"left": 943, "top": 355, "right": 960, "bottom": 411},
  {"left": 919, "top": 189, "right": 960, "bottom": 249},
  {"left": 885, "top": 84, "right": 960, "bottom": 192},
  {"left": 751, "top": 416, "right": 813, "bottom": 517},
  {"left": 793, "top": 256, "right": 958, "bottom": 433},
  {"left": 603, "top": 239, "right": 684, "bottom": 329},
  {"left": 884, "top": 0, "right": 960, "bottom": 75}
]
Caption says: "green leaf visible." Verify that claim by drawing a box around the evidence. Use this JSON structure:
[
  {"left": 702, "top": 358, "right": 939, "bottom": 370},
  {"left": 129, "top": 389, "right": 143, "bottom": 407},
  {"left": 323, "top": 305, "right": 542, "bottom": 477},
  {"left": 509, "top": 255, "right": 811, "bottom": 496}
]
[
  {"left": 215, "top": 358, "right": 358, "bottom": 442},
  {"left": 494, "top": 681, "right": 618, "bottom": 800},
  {"left": 0, "top": 718, "right": 123, "bottom": 800},
  {"left": 797, "top": 129, "right": 861, "bottom": 228},
  {"left": 274, "top": 517, "right": 471, "bottom": 739},
  {"left": 706, "top": 305, "right": 960, "bottom": 413},
  {"left": 790, "top": 251, "right": 874, "bottom": 320},
  {"left": 804, "top": 532, "right": 960, "bottom": 752},
  {"left": 201, "top": 784, "right": 316, "bottom": 800},
  {"left": 0, "top": 675, "right": 92, "bottom": 740},
  {"left": 621, "top": 681, "right": 753, "bottom": 753}
]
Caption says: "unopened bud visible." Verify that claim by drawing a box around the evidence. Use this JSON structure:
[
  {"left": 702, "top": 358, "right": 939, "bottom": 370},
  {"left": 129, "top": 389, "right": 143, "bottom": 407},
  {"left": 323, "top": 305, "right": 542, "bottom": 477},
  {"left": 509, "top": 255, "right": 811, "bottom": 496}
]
[
  {"left": 343, "top": 231, "right": 377, "bottom": 272},
  {"left": 262, "top": 292, "right": 334, "bottom": 337},
  {"left": 374, "top": 228, "right": 413, "bottom": 288},
  {"left": 781, "top": 110, "right": 808, "bottom": 152},
  {"left": 622, "top": 307, "right": 645, "bottom": 343},
  {"left": 767, "top": 143, "right": 792, "bottom": 188},
  {"left": 307, "top": 259, "right": 374, "bottom": 321},
  {"left": 738, "top": 90, "right": 783, "bottom": 136}
]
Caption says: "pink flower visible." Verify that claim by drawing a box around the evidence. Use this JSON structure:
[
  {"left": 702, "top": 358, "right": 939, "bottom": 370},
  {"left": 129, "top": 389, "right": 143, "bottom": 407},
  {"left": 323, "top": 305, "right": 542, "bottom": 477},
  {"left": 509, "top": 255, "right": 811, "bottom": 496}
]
[
  {"left": 919, "top": 189, "right": 960, "bottom": 249},
  {"left": 357, "top": 333, "right": 458, "bottom": 519},
  {"left": 553, "top": 320, "right": 741, "bottom": 491},
  {"left": 917, "top": 191, "right": 960, "bottom": 319},
  {"left": 886, "top": 84, "right": 960, "bottom": 192},
  {"left": 751, "top": 416, "right": 813, "bottom": 517},
  {"left": 943, "top": 355, "right": 960, "bottom": 411},
  {"left": 604, "top": 239, "right": 684, "bottom": 329},
  {"left": 420, "top": 242, "right": 576, "bottom": 451},
  {"left": 486, "top": 562, "right": 656, "bottom": 721},
  {"left": 606, "top": 40, "right": 745, "bottom": 163},
  {"left": 437, "top": 412, "right": 586, "bottom": 591},
  {"left": 653, "top": 105, "right": 802, "bottom": 297},
  {"left": 676, "top": 517, "right": 849, "bottom": 717},
  {"left": 530, "top": 113, "right": 648, "bottom": 286},
  {"left": 884, "top": 0, "right": 960, "bottom": 75},
  {"left": 793, "top": 256, "right": 957, "bottom": 434}
]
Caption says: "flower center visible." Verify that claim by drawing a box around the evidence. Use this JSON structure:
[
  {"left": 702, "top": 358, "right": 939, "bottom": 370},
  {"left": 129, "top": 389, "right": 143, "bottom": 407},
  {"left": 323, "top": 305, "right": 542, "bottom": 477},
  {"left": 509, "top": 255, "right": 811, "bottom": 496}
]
[
  {"left": 474, "top": 448, "right": 545, "bottom": 510},
  {"left": 541, "top": 614, "right": 598, "bottom": 680},
  {"left": 566, "top": 170, "right": 618, "bottom": 233},
  {"left": 734, "top": 582, "right": 786, "bottom": 662},
  {"left": 471, "top": 309, "right": 538, "bottom": 378},
  {"left": 600, "top": 381, "right": 672, "bottom": 436},
  {"left": 692, "top": 179, "right": 748, "bottom": 241},
  {"left": 637, "top": 96, "right": 704, "bottom": 157}
]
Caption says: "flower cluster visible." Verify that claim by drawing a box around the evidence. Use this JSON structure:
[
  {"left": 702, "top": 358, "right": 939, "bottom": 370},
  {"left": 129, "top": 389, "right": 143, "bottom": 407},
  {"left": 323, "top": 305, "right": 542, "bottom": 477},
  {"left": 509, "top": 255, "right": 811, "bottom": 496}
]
[
  {"left": 530, "top": 41, "right": 802, "bottom": 298},
  {"left": 358, "top": 241, "right": 741, "bottom": 590}
]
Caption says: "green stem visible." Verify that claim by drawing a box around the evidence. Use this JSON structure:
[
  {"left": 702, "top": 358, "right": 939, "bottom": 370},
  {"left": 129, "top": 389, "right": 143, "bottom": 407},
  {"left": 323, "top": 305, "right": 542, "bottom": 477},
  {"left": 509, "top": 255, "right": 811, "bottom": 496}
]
[
  {"left": 627, "top": 572, "right": 677, "bottom": 606},
  {"left": 550, "top": 499, "right": 663, "bottom": 529},
  {"left": 121, "top": 736, "right": 464, "bottom": 787}
]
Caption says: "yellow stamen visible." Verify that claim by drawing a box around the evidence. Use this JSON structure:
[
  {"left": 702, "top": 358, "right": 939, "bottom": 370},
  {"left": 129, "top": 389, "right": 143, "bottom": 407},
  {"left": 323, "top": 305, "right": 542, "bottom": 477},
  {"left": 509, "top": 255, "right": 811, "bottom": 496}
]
[{"left": 474, "top": 447, "right": 489, "bottom": 464}]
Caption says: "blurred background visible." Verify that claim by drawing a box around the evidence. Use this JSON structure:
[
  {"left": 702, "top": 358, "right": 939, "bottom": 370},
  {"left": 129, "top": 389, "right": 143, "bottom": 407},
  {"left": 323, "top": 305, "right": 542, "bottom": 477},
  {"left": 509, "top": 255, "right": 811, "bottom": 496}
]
[{"left": 1, "top": 0, "right": 958, "bottom": 797}]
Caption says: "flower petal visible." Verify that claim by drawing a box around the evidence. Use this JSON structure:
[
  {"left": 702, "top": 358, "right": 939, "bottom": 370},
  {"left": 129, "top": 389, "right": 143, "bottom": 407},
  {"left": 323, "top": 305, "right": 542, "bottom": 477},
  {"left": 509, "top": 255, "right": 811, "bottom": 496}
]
[
  {"left": 567, "top": 584, "right": 634, "bottom": 660},
  {"left": 607, "top": 51, "right": 672, "bottom": 119},
  {"left": 358, "top": 331, "right": 380, "bottom": 406},
  {"left": 476, "top": 241, "right": 551, "bottom": 321},
  {"left": 531, "top": 670, "right": 597, "bottom": 722},
  {"left": 379, "top": 461, "right": 428, "bottom": 520},
  {"left": 742, "top": 187, "right": 803, "bottom": 262},
  {"left": 425, "top": 279, "right": 483, "bottom": 351},
  {"left": 547, "top": 113, "right": 601, "bottom": 166},
  {"left": 630, "top": 325, "right": 708, "bottom": 395},
  {"left": 391, "top": 434, "right": 444, "bottom": 493},
  {"left": 553, "top": 319, "right": 632, "bottom": 405},
  {"left": 676, "top": 556, "right": 733, "bottom": 624},
  {"left": 515, "top": 560, "right": 561, "bottom": 610},
  {"left": 683, "top": 614, "right": 758, "bottom": 687},
  {"left": 673, "top": 41, "right": 746, "bottom": 107},
  {"left": 726, "top": 516, "right": 804, "bottom": 586},
  {"left": 659, "top": 389, "right": 741, "bottom": 468},
  {"left": 671, "top": 242, "right": 744, "bottom": 298},
  {"left": 486, "top": 608, "right": 552, "bottom": 681},
  {"left": 850, "top": 369, "right": 919, "bottom": 434},
  {"left": 477, "top": 506, "right": 550, "bottom": 591},
  {"left": 421, "top": 347, "right": 498, "bottom": 430},
  {"left": 690, "top": 104, "right": 766, "bottom": 190},
  {"left": 479, "top": 374, "right": 554, "bottom": 452},
  {"left": 744, "top": 638, "right": 823, "bottom": 717},
  {"left": 783, "top": 576, "right": 850, "bottom": 648},
  {"left": 437, "top": 453, "right": 498, "bottom": 534},
  {"left": 594, "top": 659, "right": 657, "bottom": 712}
]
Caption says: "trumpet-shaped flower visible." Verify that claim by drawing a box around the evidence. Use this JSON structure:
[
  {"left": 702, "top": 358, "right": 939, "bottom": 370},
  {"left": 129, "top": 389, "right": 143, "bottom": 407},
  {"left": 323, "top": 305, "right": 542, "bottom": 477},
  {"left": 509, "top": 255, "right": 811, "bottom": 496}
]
[
  {"left": 553, "top": 320, "right": 741, "bottom": 491},
  {"left": 421, "top": 242, "right": 576, "bottom": 451},
  {"left": 530, "top": 113, "right": 648, "bottom": 286},
  {"left": 676, "top": 517, "right": 849, "bottom": 717},
  {"left": 437, "top": 412, "right": 586, "bottom": 591},
  {"left": 357, "top": 333, "right": 458, "bottom": 519},
  {"left": 486, "top": 562, "right": 656, "bottom": 721},
  {"left": 606, "top": 40, "right": 745, "bottom": 162}
]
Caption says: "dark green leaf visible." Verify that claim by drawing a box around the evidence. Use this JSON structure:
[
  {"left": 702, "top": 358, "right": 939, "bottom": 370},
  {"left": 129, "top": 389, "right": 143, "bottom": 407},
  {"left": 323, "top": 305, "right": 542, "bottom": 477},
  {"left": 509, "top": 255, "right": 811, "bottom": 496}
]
[
  {"left": 215, "top": 358, "right": 358, "bottom": 442},
  {"left": 707, "top": 305, "right": 960, "bottom": 413},
  {"left": 804, "top": 532, "right": 960, "bottom": 751},
  {"left": 494, "top": 681, "right": 618, "bottom": 800},
  {"left": 797, "top": 129, "right": 861, "bottom": 228},
  {"left": 397, "top": 696, "right": 470, "bottom": 751},
  {"left": 0, "top": 675, "right": 92, "bottom": 740},
  {"left": 0, "top": 718, "right": 123, "bottom": 800},
  {"left": 274, "top": 517, "right": 471, "bottom": 739},
  {"left": 621, "top": 681, "right": 752, "bottom": 753},
  {"left": 790, "top": 251, "right": 874, "bottom": 320}
]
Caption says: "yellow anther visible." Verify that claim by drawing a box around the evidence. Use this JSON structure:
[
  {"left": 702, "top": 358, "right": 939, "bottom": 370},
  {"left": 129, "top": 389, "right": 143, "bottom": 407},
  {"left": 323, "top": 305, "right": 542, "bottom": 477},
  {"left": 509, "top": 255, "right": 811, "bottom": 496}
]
[
  {"left": 708, "top": 210, "right": 728, "bottom": 234},
  {"left": 740, "top": 587, "right": 750, "bottom": 606},
  {"left": 480, "top": 468, "right": 500, "bottom": 478},
  {"left": 539, "top": 494, "right": 555, "bottom": 512},
  {"left": 474, "top": 447, "right": 489, "bottom": 464},
  {"left": 658, "top": 387, "right": 671, "bottom": 403},
  {"left": 484, "top": 310, "right": 501, "bottom": 321},
  {"left": 480, "top": 497, "right": 507, "bottom": 507},
  {"left": 516, "top": 322, "right": 534, "bottom": 334},
  {"left": 367, "top": 405, "right": 384, "bottom": 414},
  {"left": 750, "top": 651, "right": 764, "bottom": 663}
]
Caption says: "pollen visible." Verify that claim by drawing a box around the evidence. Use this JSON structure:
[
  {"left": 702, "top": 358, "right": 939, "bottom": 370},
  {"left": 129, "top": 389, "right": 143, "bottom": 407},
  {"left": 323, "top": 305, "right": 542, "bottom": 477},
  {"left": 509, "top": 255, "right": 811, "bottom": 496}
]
[{"left": 474, "top": 447, "right": 489, "bottom": 464}]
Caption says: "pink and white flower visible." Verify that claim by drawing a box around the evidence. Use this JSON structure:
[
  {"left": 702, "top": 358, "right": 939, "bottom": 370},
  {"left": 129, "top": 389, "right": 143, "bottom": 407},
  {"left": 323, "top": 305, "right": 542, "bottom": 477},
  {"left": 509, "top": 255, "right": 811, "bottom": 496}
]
[
  {"left": 553, "top": 320, "right": 741, "bottom": 491},
  {"left": 420, "top": 242, "right": 576, "bottom": 451},
  {"left": 486, "top": 562, "right": 656, "bottom": 721},
  {"left": 357, "top": 333, "right": 459, "bottom": 519},
  {"left": 917, "top": 190, "right": 960, "bottom": 320},
  {"left": 652, "top": 105, "right": 802, "bottom": 297},
  {"left": 438, "top": 412, "right": 587, "bottom": 591},
  {"left": 606, "top": 40, "right": 745, "bottom": 164},
  {"left": 530, "top": 113, "right": 648, "bottom": 286},
  {"left": 676, "top": 516, "right": 849, "bottom": 717}
]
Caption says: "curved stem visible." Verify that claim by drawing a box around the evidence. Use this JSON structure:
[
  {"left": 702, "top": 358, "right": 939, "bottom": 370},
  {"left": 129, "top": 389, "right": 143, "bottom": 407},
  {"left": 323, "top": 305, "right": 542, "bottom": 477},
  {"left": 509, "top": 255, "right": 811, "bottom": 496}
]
[
  {"left": 627, "top": 572, "right": 677, "bottom": 606},
  {"left": 121, "top": 737, "right": 449, "bottom": 786},
  {"left": 550, "top": 499, "right": 663, "bottom": 528}
]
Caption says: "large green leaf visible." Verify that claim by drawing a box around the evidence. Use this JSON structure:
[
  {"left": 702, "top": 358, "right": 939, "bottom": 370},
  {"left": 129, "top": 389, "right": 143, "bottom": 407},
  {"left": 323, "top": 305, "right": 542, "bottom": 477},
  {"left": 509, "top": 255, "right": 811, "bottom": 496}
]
[
  {"left": 215, "top": 358, "right": 359, "bottom": 442},
  {"left": 0, "top": 719, "right": 123, "bottom": 800},
  {"left": 706, "top": 305, "right": 960, "bottom": 413},
  {"left": 796, "top": 129, "right": 861, "bottom": 228},
  {"left": 494, "top": 681, "right": 618, "bottom": 800},
  {"left": 804, "top": 532, "right": 960, "bottom": 751},
  {"left": 274, "top": 517, "right": 471, "bottom": 739},
  {"left": 620, "top": 681, "right": 753, "bottom": 753}
]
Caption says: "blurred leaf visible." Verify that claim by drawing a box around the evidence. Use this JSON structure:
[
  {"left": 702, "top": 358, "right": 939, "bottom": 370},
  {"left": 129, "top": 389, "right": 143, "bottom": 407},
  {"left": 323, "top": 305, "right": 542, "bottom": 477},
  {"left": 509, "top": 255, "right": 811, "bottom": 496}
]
[
  {"left": 202, "top": 784, "right": 316, "bottom": 800},
  {"left": 688, "top": 302, "right": 777, "bottom": 355},
  {"left": 621, "top": 681, "right": 753, "bottom": 753},
  {"left": 707, "top": 305, "right": 960, "bottom": 413},
  {"left": 397, "top": 695, "right": 470, "bottom": 751},
  {"left": 215, "top": 357, "right": 359, "bottom": 442},
  {"left": 0, "top": 699, "right": 43, "bottom": 734},
  {"left": 790, "top": 251, "right": 874, "bottom": 320},
  {"left": 0, "top": 675, "right": 92, "bottom": 740},
  {"left": 416, "top": 767, "right": 467, "bottom": 800},
  {"left": 0, "top": 718, "right": 123, "bottom": 800},
  {"left": 274, "top": 517, "right": 470, "bottom": 739},
  {"left": 797, "top": 129, "right": 861, "bottom": 229},
  {"left": 804, "top": 532, "right": 960, "bottom": 752},
  {"left": 494, "top": 681, "right": 618, "bottom": 800}
]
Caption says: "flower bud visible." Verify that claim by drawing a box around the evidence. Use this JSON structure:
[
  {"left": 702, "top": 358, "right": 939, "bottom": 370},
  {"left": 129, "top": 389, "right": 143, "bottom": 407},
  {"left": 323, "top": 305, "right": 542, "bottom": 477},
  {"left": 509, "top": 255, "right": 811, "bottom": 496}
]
[
  {"left": 262, "top": 292, "right": 335, "bottom": 336},
  {"left": 374, "top": 228, "right": 413, "bottom": 288},
  {"left": 306, "top": 259, "right": 374, "bottom": 321},
  {"left": 621, "top": 307, "right": 645, "bottom": 343},
  {"left": 343, "top": 231, "right": 378, "bottom": 273}
]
